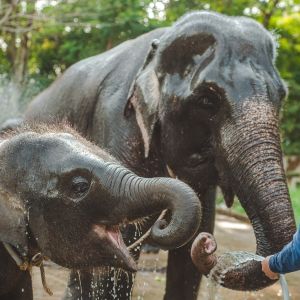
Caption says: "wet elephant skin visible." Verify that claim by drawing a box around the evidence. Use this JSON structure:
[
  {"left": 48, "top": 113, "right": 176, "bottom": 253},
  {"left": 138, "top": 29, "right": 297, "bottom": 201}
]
[
  {"left": 25, "top": 11, "right": 295, "bottom": 300},
  {"left": 0, "top": 124, "right": 201, "bottom": 299}
]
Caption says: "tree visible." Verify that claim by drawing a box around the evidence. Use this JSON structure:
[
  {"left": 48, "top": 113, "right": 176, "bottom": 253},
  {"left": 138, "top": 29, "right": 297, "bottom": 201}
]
[
  {"left": 0, "top": 0, "right": 37, "bottom": 86},
  {"left": 272, "top": 12, "right": 300, "bottom": 154}
]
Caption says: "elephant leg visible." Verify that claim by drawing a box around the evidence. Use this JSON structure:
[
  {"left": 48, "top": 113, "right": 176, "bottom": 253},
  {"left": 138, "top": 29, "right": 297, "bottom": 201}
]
[
  {"left": 164, "top": 186, "right": 216, "bottom": 300},
  {"left": 1, "top": 271, "right": 33, "bottom": 300}
]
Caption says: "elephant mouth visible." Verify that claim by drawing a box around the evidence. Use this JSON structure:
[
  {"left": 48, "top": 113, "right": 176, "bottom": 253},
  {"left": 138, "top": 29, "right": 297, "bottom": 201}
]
[
  {"left": 105, "top": 226, "right": 124, "bottom": 249},
  {"left": 92, "top": 224, "right": 138, "bottom": 272}
]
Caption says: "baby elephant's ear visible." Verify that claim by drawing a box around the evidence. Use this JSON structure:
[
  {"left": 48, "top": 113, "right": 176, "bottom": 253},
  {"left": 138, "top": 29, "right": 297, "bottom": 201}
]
[{"left": 0, "top": 190, "right": 28, "bottom": 253}]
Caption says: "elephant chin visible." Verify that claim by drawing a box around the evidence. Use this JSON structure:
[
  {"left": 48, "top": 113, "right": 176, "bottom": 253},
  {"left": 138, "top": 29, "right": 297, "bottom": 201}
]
[
  {"left": 53, "top": 224, "right": 138, "bottom": 272},
  {"left": 191, "top": 232, "right": 276, "bottom": 291}
]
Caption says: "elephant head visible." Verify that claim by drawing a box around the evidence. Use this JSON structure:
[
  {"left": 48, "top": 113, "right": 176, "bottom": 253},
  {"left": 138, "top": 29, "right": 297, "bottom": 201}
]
[
  {"left": 126, "top": 11, "right": 296, "bottom": 288},
  {"left": 0, "top": 123, "right": 201, "bottom": 271}
]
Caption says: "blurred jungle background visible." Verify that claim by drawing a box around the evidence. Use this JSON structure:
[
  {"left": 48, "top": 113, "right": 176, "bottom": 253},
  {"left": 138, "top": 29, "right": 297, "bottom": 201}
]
[{"left": 0, "top": 0, "right": 300, "bottom": 220}]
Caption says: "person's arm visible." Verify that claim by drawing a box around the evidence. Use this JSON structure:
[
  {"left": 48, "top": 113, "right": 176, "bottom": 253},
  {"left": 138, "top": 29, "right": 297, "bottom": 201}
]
[{"left": 262, "top": 226, "right": 300, "bottom": 276}]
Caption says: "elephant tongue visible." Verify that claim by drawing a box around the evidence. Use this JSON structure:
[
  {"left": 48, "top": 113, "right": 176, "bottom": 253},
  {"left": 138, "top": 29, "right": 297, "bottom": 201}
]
[
  {"left": 93, "top": 224, "right": 125, "bottom": 249},
  {"left": 93, "top": 224, "right": 137, "bottom": 271},
  {"left": 106, "top": 225, "right": 123, "bottom": 249}
]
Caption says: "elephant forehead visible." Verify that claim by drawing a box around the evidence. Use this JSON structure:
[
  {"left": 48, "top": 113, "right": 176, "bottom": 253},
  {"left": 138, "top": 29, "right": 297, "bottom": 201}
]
[
  {"left": 162, "top": 11, "right": 275, "bottom": 58},
  {"left": 3, "top": 132, "right": 103, "bottom": 174},
  {"left": 36, "top": 133, "right": 105, "bottom": 167}
]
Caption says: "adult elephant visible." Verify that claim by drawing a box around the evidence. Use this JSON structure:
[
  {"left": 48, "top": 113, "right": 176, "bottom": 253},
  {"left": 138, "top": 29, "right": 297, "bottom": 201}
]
[{"left": 25, "top": 11, "right": 296, "bottom": 300}]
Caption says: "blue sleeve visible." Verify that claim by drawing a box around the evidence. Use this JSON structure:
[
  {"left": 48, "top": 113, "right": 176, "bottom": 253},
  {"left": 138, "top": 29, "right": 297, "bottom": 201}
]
[{"left": 269, "top": 226, "right": 300, "bottom": 274}]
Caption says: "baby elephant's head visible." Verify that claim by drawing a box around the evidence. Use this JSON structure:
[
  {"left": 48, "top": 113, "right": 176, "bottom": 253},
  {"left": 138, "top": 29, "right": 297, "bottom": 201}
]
[{"left": 0, "top": 124, "right": 201, "bottom": 271}]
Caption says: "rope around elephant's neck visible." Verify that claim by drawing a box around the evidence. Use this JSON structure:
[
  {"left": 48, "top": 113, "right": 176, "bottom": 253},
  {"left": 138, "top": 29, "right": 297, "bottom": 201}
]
[
  {"left": 127, "top": 209, "right": 167, "bottom": 251},
  {"left": 3, "top": 243, "right": 53, "bottom": 296}
]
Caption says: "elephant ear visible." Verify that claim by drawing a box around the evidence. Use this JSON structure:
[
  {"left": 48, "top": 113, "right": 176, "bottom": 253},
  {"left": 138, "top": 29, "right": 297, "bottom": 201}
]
[
  {"left": 125, "top": 39, "right": 160, "bottom": 158},
  {"left": 125, "top": 30, "right": 216, "bottom": 158},
  {"left": 0, "top": 189, "right": 28, "bottom": 253},
  {"left": 218, "top": 170, "right": 235, "bottom": 208},
  {"left": 157, "top": 32, "right": 216, "bottom": 75}
]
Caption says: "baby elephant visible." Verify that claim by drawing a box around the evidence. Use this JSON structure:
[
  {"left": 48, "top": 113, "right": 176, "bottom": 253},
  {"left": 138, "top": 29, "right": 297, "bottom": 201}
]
[{"left": 0, "top": 123, "right": 201, "bottom": 299}]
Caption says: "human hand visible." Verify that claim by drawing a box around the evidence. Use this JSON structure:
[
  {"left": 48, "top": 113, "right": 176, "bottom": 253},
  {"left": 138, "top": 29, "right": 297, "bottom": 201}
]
[{"left": 261, "top": 256, "right": 279, "bottom": 280}]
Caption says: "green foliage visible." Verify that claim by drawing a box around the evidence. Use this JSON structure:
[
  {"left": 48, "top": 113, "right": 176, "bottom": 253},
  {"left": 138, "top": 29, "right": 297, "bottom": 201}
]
[
  {"left": 165, "top": 0, "right": 256, "bottom": 21},
  {"left": 273, "top": 13, "right": 300, "bottom": 155},
  {"left": 28, "top": 0, "right": 161, "bottom": 78},
  {"left": 290, "top": 187, "right": 300, "bottom": 224}
]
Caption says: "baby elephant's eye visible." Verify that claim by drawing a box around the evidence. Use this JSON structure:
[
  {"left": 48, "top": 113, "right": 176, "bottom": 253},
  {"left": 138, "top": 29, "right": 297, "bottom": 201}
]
[{"left": 70, "top": 176, "right": 90, "bottom": 199}]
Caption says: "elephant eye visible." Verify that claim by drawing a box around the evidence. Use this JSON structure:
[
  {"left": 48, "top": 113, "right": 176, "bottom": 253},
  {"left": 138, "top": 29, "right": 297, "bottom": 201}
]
[
  {"left": 187, "top": 153, "right": 213, "bottom": 168},
  {"left": 69, "top": 176, "right": 90, "bottom": 199},
  {"left": 191, "top": 85, "right": 222, "bottom": 116},
  {"left": 188, "top": 153, "right": 206, "bottom": 168},
  {"left": 199, "top": 93, "right": 219, "bottom": 112},
  {"left": 200, "top": 96, "right": 214, "bottom": 107}
]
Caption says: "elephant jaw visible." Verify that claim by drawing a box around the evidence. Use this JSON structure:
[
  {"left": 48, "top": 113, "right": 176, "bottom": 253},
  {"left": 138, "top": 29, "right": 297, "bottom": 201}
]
[
  {"left": 191, "top": 232, "right": 277, "bottom": 291},
  {"left": 92, "top": 224, "right": 137, "bottom": 272}
]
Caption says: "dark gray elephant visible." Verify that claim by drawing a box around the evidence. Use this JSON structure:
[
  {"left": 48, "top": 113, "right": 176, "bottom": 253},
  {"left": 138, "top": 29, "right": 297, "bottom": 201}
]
[
  {"left": 25, "top": 11, "right": 296, "bottom": 300},
  {"left": 0, "top": 123, "right": 201, "bottom": 299}
]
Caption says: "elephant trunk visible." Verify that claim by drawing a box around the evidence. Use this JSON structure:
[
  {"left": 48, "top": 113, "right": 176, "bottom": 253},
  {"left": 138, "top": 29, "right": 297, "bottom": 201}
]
[
  {"left": 99, "top": 163, "right": 202, "bottom": 250},
  {"left": 214, "top": 100, "right": 296, "bottom": 290},
  {"left": 191, "top": 232, "right": 218, "bottom": 275}
]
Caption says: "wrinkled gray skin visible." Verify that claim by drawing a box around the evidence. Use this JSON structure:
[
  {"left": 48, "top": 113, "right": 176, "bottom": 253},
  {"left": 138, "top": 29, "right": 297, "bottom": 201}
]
[
  {"left": 191, "top": 232, "right": 217, "bottom": 276},
  {"left": 0, "top": 124, "right": 201, "bottom": 300},
  {"left": 25, "top": 11, "right": 296, "bottom": 300},
  {"left": 191, "top": 232, "right": 274, "bottom": 291}
]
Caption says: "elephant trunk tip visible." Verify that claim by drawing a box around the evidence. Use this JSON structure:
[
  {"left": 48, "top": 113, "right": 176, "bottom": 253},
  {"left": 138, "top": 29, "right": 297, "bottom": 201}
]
[
  {"left": 191, "top": 232, "right": 218, "bottom": 275},
  {"left": 149, "top": 201, "right": 201, "bottom": 250},
  {"left": 191, "top": 232, "right": 277, "bottom": 291},
  {"left": 144, "top": 177, "right": 202, "bottom": 250}
]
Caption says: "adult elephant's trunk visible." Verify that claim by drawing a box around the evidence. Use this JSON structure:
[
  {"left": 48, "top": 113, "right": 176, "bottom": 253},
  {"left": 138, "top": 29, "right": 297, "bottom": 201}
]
[
  {"left": 214, "top": 99, "right": 296, "bottom": 290},
  {"left": 93, "top": 162, "right": 202, "bottom": 250}
]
